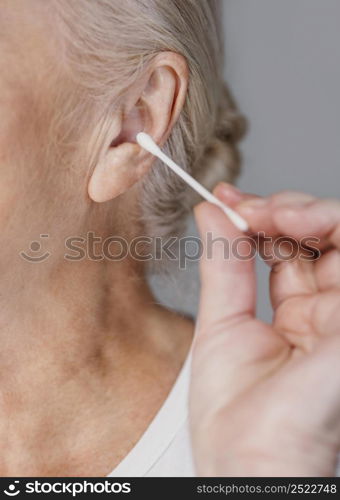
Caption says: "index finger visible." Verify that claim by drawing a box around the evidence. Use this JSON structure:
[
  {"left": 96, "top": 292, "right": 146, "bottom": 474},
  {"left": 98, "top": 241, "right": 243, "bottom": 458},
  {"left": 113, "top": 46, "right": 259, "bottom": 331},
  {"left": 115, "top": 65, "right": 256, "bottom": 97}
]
[{"left": 223, "top": 190, "right": 340, "bottom": 249}]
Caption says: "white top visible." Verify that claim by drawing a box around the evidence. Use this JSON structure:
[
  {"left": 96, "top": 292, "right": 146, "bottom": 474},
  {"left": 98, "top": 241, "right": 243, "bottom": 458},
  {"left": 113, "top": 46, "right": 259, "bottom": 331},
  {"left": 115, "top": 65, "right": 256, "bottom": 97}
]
[{"left": 107, "top": 352, "right": 195, "bottom": 477}]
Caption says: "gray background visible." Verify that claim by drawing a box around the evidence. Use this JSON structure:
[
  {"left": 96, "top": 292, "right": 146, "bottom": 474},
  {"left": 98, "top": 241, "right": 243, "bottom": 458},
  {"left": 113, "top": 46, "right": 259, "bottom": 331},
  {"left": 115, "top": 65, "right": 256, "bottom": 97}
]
[{"left": 150, "top": 0, "right": 340, "bottom": 322}]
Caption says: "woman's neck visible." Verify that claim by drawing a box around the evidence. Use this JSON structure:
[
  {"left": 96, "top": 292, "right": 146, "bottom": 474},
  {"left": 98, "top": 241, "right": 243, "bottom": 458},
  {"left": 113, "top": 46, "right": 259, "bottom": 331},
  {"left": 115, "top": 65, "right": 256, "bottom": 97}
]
[
  {"left": 1, "top": 257, "right": 150, "bottom": 374},
  {"left": 0, "top": 255, "right": 193, "bottom": 475}
]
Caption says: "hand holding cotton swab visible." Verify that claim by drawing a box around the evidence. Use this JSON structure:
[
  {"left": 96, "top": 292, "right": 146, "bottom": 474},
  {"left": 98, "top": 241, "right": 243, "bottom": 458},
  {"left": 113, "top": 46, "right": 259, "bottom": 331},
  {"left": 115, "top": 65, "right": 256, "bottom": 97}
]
[{"left": 136, "top": 132, "right": 249, "bottom": 232}]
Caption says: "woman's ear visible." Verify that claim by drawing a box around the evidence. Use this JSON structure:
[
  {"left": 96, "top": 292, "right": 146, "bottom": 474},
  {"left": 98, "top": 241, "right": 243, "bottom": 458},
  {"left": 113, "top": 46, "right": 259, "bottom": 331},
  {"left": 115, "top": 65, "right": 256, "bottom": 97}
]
[{"left": 88, "top": 52, "right": 188, "bottom": 203}]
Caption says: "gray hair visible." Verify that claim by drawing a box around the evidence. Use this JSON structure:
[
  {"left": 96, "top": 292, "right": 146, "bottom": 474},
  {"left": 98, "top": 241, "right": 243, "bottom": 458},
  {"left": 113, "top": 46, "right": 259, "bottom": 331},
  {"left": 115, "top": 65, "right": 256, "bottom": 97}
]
[{"left": 53, "top": 0, "right": 245, "bottom": 242}]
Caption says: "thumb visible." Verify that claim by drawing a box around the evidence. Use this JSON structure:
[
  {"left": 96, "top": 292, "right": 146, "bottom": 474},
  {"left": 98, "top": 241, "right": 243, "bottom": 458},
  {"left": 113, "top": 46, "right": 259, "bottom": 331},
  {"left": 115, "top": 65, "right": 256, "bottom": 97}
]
[{"left": 194, "top": 202, "right": 256, "bottom": 335}]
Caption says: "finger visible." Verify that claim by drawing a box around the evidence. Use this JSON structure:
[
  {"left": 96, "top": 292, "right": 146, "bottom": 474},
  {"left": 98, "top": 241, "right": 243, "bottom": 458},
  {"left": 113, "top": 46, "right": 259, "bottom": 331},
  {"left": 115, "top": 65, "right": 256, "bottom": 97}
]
[
  {"left": 268, "top": 245, "right": 340, "bottom": 300},
  {"left": 315, "top": 249, "right": 340, "bottom": 291},
  {"left": 213, "top": 182, "right": 259, "bottom": 208},
  {"left": 270, "top": 260, "right": 317, "bottom": 311},
  {"left": 194, "top": 201, "right": 256, "bottom": 336},
  {"left": 277, "top": 332, "right": 340, "bottom": 440},
  {"left": 254, "top": 235, "right": 318, "bottom": 310},
  {"left": 213, "top": 183, "right": 273, "bottom": 234},
  {"left": 256, "top": 234, "right": 316, "bottom": 268},
  {"left": 215, "top": 189, "right": 326, "bottom": 309},
  {"left": 235, "top": 192, "right": 340, "bottom": 249},
  {"left": 274, "top": 290, "right": 340, "bottom": 351},
  {"left": 238, "top": 191, "right": 316, "bottom": 235},
  {"left": 274, "top": 199, "right": 340, "bottom": 248},
  {"left": 216, "top": 188, "right": 324, "bottom": 257},
  {"left": 217, "top": 189, "right": 316, "bottom": 235}
]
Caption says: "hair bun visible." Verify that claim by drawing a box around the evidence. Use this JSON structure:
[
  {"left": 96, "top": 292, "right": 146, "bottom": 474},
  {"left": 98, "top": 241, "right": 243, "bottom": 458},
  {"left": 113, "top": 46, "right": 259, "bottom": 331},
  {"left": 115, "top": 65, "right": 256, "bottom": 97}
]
[{"left": 195, "top": 83, "right": 247, "bottom": 192}]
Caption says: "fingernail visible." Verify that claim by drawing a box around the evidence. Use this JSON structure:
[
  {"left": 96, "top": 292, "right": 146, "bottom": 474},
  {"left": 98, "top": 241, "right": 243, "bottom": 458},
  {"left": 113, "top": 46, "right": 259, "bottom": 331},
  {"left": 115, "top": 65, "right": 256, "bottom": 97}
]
[
  {"left": 217, "top": 182, "right": 242, "bottom": 195},
  {"left": 239, "top": 197, "right": 267, "bottom": 208},
  {"left": 214, "top": 183, "right": 244, "bottom": 204}
]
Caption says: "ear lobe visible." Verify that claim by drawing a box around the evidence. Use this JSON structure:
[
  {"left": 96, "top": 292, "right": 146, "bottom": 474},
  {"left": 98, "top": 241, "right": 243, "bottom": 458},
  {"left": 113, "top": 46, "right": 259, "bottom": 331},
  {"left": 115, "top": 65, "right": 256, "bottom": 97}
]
[{"left": 88, "top": 143, "right": 141, "bottom": 202}]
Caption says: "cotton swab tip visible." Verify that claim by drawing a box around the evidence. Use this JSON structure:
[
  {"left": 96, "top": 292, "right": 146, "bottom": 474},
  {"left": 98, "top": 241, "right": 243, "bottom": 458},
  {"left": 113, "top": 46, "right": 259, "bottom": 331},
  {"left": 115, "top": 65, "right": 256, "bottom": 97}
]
[
  {"left": 136, "top": 132, "right": 161, "bottom": 156},
  {"left": 220, "top": 206, "right": 249, "bottom": 232}
]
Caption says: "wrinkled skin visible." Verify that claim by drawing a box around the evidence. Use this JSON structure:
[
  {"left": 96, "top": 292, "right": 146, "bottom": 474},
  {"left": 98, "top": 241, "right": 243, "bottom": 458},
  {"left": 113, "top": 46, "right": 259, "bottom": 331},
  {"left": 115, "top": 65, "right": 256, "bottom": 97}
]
[{"left": 191, "top": 184, "right": 340, "bottom": 476}]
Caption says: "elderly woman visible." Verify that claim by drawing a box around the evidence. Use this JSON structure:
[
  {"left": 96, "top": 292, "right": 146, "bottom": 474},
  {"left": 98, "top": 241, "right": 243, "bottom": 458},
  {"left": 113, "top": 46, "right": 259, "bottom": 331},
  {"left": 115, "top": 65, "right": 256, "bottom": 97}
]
[{"left": 1, "top": 0, "right": 340, "bottom": 477}]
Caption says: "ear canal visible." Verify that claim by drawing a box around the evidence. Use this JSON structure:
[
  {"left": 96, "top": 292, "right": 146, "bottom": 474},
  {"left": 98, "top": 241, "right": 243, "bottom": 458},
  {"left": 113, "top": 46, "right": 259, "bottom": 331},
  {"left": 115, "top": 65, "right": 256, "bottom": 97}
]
[{"left": 111, "top": 104, "right": 146, "bottom": 147}]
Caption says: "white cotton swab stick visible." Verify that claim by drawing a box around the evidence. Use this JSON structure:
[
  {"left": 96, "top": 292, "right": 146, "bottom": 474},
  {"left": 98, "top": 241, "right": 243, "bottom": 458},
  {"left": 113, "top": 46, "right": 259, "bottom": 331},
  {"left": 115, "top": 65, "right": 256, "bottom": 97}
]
[{"left": 136, "top": 132, "right": 249, "bottom": 232}]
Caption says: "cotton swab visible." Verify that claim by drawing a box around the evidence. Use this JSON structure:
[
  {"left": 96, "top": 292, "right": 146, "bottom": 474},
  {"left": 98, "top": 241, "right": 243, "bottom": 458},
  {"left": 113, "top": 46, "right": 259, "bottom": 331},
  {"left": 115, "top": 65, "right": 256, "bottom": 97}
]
[{"left": 136, "top": 132, "right": 249, "bottom": 232}]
